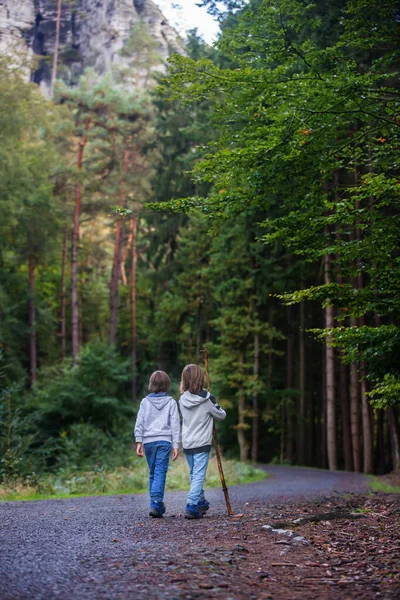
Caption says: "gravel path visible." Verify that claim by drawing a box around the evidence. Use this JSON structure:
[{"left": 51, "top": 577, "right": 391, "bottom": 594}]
[{"left": 0, "top": 465, "right": 369, "bottom": 600}]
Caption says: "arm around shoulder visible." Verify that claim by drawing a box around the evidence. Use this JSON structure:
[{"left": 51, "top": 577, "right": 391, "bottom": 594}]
[
  {"left": 208, "top": 394, "right": 227, "bottom": 421},
  {"left": 170, "top": 399, "right": 181, "bottom": 449},
  {"left": 134, "top": 399, "right": 145, "bottom": 442}
]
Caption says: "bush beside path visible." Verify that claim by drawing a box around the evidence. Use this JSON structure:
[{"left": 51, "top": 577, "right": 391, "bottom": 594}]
[
  {"left": 0, "top": 456, "right": 265, "bottom": 502},
  {"left": 0, "top": 465, "right": 399, "bottom": 600}
]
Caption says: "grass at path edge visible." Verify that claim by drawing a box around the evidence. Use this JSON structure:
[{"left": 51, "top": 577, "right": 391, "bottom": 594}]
[
  {"left": 369, "top": 478, "right": 400, "bottom": 494},
  {"left": 0, "top": 456, "right": 267, "bottom": 502}
]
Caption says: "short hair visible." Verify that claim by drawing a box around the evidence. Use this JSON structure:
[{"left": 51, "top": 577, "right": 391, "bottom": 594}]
[
  {"left": 180, "top": 364, "right": 204, "bottom": 394},
  {"left": 148, "top": 370, "right": 170, "bottom": 393}
]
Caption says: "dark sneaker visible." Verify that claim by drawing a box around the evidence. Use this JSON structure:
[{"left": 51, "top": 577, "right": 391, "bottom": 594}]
[
  {"left": 197, "top": 499, "right": 210, "bottom": 515},
  {"left": 185, "top": 503, "right": 202, "bottom": 519},
  {"left": 149, "top": 500, "right": 166, "bottom": 518}
]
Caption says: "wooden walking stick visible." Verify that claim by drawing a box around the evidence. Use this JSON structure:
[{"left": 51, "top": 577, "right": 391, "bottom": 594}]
[{"left": 202, "top": 348, "right": 233, "bottom": 516}]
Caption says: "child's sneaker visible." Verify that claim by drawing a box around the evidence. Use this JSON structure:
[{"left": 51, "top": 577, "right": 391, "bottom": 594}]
[
  {"left": 149, "top": 500, "right": 166, "bottom": 518},
  {"left": 185, "top": 503, "right": 202, "bottom": 519},
  {"left": 197, "top": 499, "right": 210, "bottom": 515}
]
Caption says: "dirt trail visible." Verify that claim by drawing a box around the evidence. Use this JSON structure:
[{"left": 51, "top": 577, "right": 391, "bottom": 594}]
[{"left": 1, "top": 465, "right": 398, "bottom": 600}]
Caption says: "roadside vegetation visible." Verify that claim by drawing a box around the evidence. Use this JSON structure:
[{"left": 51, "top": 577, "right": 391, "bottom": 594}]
[
  {"left": 369, "top": 472, "right": 400, "bottom": 494},
  {"left": 0, "top": 455, "right": 266, "bottom": 502}
]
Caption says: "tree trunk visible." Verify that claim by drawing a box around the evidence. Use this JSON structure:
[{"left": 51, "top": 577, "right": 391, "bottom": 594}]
[
  {"left": 376, "top": 409, "right": 385, "bottom": 475},
  {"left": 324, "top": 251, "right": 337, "bottom": 470},
  {"left": 356, "top": 222, "right": 373, "bottom": 473},
  {"left": 29, "top": 253, "right": 37, "bottom": 384},
  {"left": 110, "top": 147, "right": 130, "bottom": 344},
  {"left": 121, "top": 220, "right": 134, "bottom": 285},
  {"left": 350, "top": 304, "right": 362, "bottom": 472},
  {"left": 350, "top": 343, "right": 362, "bottom": 472},
  {"left": 251, "top": 332, "right": 260, "bottom": 464},
  {"left": 374, "top": 298, "right": 385, "bottom": 474},
  {"left": 280, "top": 397, "right": 285, "bottom": 463},
  {"left": 387, "top": 407, "right": 400, "bottom": 471},
  {"left": 237, "top": 351, "right": 250, "bottom": 462},
  {"left": 335, "top": 211, "right": 352, "bottom": 471},
  {"left": 350, "top": 163, "right": 373, "bottom": 473},
  {"left": 267, "top": 304, "right": 274, "bottom": 388},
  {"left": 360, "top": 359, "right": 373, "bottom": 473},
  {"left": 50, "top": 0, "right": 62, "bottom": 97},
  {"left": 109, "top": 218, "right": 123, "bottom": 344},
  {"left": 130, "top": 216, "right": 138, "bottom": 403},
  {"left": 339, "top": 358, "right": 353, "bottom": 471},
  {"left": 321, "top": 342, "right": 327, "bottom": 469},
  {"left": 71, "top": 119, "right": 90, "bottom": 364},
  {"left": 60, "top": 226, "right": 68, "bottom": 360},
  {"left": 298, "top": 300, "right": 306, "bottom": 464},
  {"left": 286, "top": 306, "right": 295, "bottom": 462}
]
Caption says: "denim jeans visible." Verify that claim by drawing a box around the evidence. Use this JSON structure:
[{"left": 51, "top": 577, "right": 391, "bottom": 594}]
[
  {"left": 185, "top": 451, "right": 210, "bottom": 505},
  {"left": 144, "top": 441, "right": 172, "bottom": 501}
]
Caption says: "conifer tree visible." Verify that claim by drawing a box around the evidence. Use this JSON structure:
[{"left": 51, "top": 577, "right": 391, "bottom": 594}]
[{"left": 0, "top": 56, "right": 63, "bottom": 381}]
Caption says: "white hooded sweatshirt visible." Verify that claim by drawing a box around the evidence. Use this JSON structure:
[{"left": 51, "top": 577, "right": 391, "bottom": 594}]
[
  {"left": 179, "top": 390, "right": 226, "bottom": 453},
  {"left": 134, "top": 393, "right": 180, "bottom": 448}
]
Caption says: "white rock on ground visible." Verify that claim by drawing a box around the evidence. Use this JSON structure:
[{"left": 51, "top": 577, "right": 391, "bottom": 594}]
[{"left": 262, "top": 525, "right": 310, "bottom": 544}]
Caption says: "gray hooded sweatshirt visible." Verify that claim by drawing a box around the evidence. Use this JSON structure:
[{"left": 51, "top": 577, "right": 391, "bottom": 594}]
[
  {"left": 134, "top": 394, "right": 180, "bottom": 449},
  {"left": 179, "top": 390, "right": 226, "bottom": 454}
]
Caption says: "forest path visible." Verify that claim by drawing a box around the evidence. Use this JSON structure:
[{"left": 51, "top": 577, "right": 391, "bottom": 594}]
[{"left": 3, "top": 465, "right": 396, "bottom": 600}]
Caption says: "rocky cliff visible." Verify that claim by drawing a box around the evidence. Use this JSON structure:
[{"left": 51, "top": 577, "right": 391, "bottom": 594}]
[{"left": 0, "top": 0, "right": 183, "bottom": 93}]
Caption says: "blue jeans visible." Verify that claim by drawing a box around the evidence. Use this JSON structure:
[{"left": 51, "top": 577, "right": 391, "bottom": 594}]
[
  {"left": 185, "top": 451, "right": 210, "bottom": 505},
  {"left": 144, "top": 441, "right": 172, "bottom": 501}
]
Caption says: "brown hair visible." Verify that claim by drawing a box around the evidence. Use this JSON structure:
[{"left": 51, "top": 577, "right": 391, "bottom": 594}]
[
  {"left": 148, "top": 370, "right": 170, "bottom": 393},
  {"left": 180, "top": 364, "right": 204, "bottom": 395}
]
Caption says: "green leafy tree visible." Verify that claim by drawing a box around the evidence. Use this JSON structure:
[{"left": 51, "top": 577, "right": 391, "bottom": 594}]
[{"left": 161, "top": 0, "right": 400, "bottom": 470}]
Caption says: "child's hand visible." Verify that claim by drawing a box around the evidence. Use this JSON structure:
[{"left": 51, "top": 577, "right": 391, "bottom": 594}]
[
  {"left": 171, "top": 448, "right": 179, "bottom": 462},
  {"left": 136, "top": 442, "right": 144, "bottom": 457}
]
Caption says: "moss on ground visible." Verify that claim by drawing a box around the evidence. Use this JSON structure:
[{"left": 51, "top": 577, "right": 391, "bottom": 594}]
[{"left": 369, "top": 479, "right": 400, "bottom": 494}]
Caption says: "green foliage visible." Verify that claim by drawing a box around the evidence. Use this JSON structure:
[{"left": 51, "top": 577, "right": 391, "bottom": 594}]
[
  {"left": 0, "top": 352, "right": 31, "bottom": 480},
  {"left": 369, "top": 478, "right": 400, "bottom": 494},
  {"left": 0, "top": 342, "right": 132, "bottom": 482},
  {"left": 368, "top": 376, "right": 400, "bottom": 411},
  {"left": 161, "top": 0, "right": 400, "bottom": 410},
  {"left": 29, "top": 341, "right": 131, "bottom": 439},
  {"left": 0, "top": 55, "right": 66, "bottom": 378},
  {"left": 56, "top": 423, "right": 133, "bottom": 470},
  {"left": 1, "top": 1, "right": 399, "bottom": 481},
  {"left": 309, "top": 325, "right": 400, "bottom": 407}
]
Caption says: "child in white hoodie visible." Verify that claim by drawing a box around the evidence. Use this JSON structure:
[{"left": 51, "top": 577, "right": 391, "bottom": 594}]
[
  {"left": 134, "top": 370, "right": 180, "bottom": 518},
  {"left": 179, "top": 364, "right": 226, "bottom": 519}
]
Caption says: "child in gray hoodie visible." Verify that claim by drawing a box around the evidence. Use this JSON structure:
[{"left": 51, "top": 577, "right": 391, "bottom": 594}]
[
  {"left": 179, "top": 364, "right": 226, "bottom": 519},
  {"left": 134, "top": 370, "right": 180, "bottom": 518}
]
